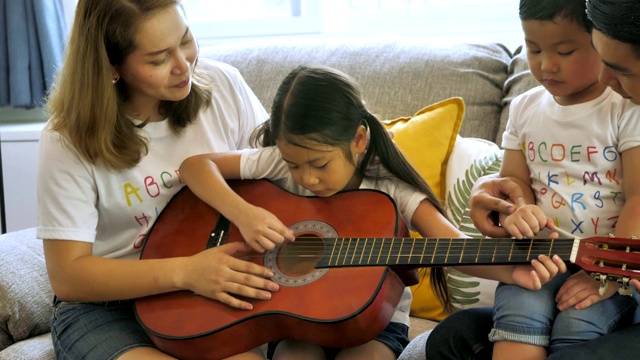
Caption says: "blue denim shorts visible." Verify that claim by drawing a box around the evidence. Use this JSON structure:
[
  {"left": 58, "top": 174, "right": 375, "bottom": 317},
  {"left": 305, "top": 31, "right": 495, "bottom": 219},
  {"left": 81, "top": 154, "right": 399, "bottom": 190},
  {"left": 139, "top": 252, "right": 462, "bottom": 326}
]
[
  {"left": 489, "top": 271, "right": 638, "bottom": 353},
  {"left": 51, "top": 297, "right": 155, "bottom": 360},
  {"left": 266, "top": 321, "right": 409, "bottom": 358}
]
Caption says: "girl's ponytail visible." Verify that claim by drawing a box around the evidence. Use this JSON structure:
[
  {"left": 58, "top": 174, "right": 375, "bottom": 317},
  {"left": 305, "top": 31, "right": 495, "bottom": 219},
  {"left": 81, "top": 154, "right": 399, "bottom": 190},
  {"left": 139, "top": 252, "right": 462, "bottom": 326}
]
[{"left": 360, "top": 110, "right": 452, "bottom": 312}]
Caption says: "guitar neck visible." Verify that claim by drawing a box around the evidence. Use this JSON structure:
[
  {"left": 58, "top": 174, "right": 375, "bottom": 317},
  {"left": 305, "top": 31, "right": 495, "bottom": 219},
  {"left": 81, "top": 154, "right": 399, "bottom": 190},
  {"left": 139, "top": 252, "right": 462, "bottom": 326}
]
[{"left": 315, "top": 237, "right": 579, "bottom": 268}]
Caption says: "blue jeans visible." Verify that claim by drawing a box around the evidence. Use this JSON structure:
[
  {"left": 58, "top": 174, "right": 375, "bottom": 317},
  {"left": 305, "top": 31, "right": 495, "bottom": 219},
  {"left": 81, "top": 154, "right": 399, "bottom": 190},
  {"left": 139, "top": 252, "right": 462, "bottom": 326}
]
[
  {"left": 424, "top": 290, "right": 640, "bottom": 360},
  {"left": 490, "top": 273, "right": 637, "bottom": 353},
  {"left": 51, "top": 297, "right": 155, "bottom": 360}
]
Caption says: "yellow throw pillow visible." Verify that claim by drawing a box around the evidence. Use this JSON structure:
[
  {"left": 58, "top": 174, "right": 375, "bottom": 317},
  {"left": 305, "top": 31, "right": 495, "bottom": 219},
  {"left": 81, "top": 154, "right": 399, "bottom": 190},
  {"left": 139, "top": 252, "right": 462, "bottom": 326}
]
[
  {"left": 383, "top": 97, "right": 464, "bottom": 203},
  {"left": 383, "top": 97, "right": 465, "bottom": 322}
]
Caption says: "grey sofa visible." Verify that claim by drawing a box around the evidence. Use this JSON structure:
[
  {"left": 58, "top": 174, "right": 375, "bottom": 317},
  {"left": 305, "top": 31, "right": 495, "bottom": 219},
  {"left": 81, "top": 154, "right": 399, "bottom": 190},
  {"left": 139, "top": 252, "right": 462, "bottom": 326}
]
[{"left": 0, "top": 37, "right": 536, "bottom": 359}]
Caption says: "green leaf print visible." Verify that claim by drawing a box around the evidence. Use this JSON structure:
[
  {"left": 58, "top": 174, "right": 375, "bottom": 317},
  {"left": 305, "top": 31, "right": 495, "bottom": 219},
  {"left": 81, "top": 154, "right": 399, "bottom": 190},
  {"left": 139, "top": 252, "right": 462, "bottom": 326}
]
[{"left": 445, "top": 150, "right": 502, "bottom": 310}]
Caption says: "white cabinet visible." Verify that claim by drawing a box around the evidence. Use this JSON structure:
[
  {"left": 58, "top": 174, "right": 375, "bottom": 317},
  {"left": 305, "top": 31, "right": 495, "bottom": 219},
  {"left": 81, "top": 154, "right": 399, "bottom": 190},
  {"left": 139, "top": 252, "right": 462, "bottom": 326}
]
[{"left": 0, "top": 123, "right": 43, "bottom": 233}]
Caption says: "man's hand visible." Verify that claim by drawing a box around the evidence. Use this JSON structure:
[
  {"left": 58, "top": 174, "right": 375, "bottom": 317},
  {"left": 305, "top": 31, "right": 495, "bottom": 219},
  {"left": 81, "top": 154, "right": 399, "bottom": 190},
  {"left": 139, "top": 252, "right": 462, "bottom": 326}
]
[{"left": 469, "top": 174, "right": 525, "bottom": 237}]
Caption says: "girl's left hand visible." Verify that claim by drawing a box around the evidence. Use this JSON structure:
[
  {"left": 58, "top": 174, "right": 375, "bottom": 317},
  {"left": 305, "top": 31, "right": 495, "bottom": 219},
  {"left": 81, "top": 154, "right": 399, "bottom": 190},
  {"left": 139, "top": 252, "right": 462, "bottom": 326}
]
[{"left": 555, "top": 270, "right": 619, "bottom": 311}]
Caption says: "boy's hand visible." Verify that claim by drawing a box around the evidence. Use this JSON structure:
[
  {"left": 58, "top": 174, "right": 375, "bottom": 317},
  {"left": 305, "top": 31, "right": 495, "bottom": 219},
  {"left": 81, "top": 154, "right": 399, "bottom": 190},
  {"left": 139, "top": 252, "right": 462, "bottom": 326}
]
[
  {"left": 511, "top": 254, "right": 567, "bottom": 290},
  {"left": 502, "top": 204, "right": 552, "bottom": 239}
]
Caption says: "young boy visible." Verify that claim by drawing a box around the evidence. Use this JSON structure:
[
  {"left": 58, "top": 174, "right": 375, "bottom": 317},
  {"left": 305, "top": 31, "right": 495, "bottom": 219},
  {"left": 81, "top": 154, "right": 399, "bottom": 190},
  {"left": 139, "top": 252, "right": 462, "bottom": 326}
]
[{"left": 490, "top": 1, "right": 640, "bottom": 359}]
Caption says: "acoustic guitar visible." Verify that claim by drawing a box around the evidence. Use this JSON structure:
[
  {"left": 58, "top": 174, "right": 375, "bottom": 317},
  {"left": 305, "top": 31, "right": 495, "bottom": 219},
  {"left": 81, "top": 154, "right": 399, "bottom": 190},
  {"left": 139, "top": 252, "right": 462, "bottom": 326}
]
[{"left": 134, "top": 179, "right": 640, "bottom": 360}]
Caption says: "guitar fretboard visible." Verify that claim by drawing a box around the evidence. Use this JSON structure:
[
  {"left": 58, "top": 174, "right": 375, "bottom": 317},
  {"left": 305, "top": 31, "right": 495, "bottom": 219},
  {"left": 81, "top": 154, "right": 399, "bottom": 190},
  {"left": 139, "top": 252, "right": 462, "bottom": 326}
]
[{"left": 315, "top": 237, "right": 578, "bottom": 268}]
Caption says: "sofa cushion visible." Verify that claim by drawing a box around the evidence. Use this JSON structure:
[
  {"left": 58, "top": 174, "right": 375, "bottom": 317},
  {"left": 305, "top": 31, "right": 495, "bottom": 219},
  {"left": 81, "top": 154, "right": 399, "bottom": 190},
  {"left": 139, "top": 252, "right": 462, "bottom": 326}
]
[
  {"left": 0, "top": 228, "right": 53, "bottom": 351},
  {"left": 383, "top": 97, "right": 464, "bottom": 322},
  {"left": 383, "top": 97, "right": 464, "bottom": 203},
  {"left": 201, "top": 37, "right": 512, "bottom": 142},
  {"left": 0, "top": 333, "right": 54, "bottom": 360}
]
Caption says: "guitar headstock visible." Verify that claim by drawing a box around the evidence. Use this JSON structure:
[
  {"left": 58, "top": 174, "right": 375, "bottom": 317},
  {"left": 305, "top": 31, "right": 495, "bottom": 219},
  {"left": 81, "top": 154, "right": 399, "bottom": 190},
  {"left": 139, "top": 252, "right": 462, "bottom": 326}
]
[{"left": 574, "top": 236, "right": 640, "bottom": 295}]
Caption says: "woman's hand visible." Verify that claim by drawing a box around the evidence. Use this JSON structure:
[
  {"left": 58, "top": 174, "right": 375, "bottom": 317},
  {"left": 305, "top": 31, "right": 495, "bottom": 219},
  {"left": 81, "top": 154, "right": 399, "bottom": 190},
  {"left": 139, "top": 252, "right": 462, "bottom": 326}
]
[
  {"left": 555, "top": 270, "right": 619, "bottom": 311},
  {"left": 469, "top": 175, "right": 525, "bottom": 238},
  {"left": 184, "top": 241, "right": 280, "bottom": 310},
  {"left": 510, "top": 254, "right": 567, "bottom": 290}
]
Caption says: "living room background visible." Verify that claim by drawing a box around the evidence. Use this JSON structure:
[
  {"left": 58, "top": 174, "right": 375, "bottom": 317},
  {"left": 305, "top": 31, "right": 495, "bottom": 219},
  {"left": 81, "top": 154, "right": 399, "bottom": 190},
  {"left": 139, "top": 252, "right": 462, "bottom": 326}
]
[
  {"left": 0, "top": 0, "right": 524, "bottom": 233},
  {"left": 4, "top": 0, "right": 523, "bottom": 124}
]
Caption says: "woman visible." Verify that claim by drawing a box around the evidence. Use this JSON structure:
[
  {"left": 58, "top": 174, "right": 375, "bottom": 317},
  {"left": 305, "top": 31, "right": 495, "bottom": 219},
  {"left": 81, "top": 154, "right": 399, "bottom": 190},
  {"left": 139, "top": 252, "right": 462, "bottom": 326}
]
[{"left": 39, "top": 0, "right": 275, "bottom": 358}]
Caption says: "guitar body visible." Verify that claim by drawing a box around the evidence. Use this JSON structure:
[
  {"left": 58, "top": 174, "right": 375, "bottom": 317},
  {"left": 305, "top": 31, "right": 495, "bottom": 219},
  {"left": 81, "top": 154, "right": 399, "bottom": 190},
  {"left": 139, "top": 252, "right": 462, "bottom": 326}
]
[{"left": 135, "top": 179, "right": 409, "bottom": 360}]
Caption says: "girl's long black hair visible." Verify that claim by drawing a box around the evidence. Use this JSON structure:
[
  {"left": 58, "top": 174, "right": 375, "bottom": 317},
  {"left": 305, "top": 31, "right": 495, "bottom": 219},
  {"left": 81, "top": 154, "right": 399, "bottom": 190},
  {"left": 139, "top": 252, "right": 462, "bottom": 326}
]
[{"left": 252, "top": 65, "right": 451, "bottom": 311}]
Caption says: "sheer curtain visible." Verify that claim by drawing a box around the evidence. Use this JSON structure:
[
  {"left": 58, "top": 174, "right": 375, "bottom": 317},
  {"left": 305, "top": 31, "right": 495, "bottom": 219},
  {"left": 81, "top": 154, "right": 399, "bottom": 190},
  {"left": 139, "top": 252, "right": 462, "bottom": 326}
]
[{"left": 0, "top": 0, "right": 67, "bottom": 109}]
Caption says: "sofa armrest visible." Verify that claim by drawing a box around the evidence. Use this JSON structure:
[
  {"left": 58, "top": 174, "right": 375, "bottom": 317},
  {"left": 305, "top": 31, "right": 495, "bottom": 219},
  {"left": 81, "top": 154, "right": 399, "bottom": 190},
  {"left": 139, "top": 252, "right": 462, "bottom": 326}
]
[
  {"left": 0, "top": 333, "right": 54, "bottom": 360},
  {"left": 0, "top": 228, "right": 53, "bottom": 351}
]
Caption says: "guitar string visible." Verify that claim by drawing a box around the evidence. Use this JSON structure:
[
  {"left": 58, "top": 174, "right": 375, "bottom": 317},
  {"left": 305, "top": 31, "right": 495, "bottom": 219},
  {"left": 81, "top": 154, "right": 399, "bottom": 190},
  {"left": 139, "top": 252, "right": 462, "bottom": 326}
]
[{"left": 205, "top": 235, "right": 585, "bottom": 262}]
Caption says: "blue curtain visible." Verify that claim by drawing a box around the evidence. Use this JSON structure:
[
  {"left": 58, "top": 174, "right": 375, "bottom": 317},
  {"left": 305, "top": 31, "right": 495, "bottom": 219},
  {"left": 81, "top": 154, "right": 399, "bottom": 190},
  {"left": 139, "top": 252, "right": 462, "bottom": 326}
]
[{"left": 0, "top": 0, "right": 67, "bottom": 109}]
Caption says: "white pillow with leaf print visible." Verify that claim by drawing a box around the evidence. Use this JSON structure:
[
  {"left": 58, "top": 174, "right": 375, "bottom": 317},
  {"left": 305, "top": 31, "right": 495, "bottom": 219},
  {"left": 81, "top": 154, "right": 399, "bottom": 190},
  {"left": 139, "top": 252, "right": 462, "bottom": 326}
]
[{"left": 444, "top": 136, "right": 504, "bottom": 310}]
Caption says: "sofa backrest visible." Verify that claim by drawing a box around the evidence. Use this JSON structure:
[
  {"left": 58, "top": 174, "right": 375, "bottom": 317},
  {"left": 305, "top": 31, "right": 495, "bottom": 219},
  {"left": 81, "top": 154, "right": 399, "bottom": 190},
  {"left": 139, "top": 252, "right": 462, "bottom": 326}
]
[{"left": 200, "top": 37, "right": 538, "bottom": 144}]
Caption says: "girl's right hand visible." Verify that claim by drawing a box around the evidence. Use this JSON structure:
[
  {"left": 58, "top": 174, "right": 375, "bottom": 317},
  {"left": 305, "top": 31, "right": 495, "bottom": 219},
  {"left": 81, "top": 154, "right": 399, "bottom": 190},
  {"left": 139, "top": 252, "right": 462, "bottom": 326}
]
[
  {"left": 184, "top": 241, "right": 280, "bottom": 310},
  {"left": 233, "top": 204, "right": 295, "bottom": 253}
]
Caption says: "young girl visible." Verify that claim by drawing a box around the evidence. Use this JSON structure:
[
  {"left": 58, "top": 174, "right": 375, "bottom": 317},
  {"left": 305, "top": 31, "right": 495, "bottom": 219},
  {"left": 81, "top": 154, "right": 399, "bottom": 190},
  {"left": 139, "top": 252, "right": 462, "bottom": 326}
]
[{"left": 180, "top": 65, "right": 567, "bottom": 360}]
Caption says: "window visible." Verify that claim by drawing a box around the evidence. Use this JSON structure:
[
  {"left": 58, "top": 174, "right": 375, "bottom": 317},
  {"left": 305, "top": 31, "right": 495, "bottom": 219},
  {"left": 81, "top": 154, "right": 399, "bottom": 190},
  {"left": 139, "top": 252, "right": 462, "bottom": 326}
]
[
  {"left": 183, "top": 0, "right": 322, "bottom": 39},
  {"left": 186, "top": 0, "right": 523, "bottom": 48}
]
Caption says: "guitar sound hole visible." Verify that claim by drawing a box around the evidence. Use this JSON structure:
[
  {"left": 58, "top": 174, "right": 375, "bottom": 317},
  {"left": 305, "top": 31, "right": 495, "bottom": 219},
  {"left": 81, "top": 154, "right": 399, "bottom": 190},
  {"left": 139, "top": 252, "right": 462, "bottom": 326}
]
[{"left": 277, "top": 234, "right": 324, "bottom": 276}]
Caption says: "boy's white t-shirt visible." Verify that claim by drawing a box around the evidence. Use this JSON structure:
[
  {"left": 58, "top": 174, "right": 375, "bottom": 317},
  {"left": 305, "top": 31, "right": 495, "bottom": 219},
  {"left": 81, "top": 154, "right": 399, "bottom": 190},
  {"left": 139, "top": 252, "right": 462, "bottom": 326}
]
[
  {"left": 37, "top": 60, "right": 268, "bottom": 260},
  {"left": 502, "top": 86, "right": 640, "bottom": 237},
  {"left": 239, "top": 146, "right": 430, "bottom": 326}
]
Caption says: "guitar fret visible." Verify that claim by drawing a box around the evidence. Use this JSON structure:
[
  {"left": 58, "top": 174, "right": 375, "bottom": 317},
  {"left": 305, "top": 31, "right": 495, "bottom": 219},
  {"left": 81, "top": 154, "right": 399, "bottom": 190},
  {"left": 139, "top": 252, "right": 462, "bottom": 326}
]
[
  {"left": 358, "top": 238, "right": 365, "bottom": 265},
  {"left": 345, "top": 238, "right": 356, "bottom": 264},
  {"left": 375, "top": 238, "right": 382, "bottom": 264},
  {"left": 459, "top": 238, "right": 466, "bottom": 263},
  {"left": 408, "top": 238, "right": 415, "bottom": 265},
  {"left": 492, "top": 239, "right": 497, "bottom": 263},
  {"left": 509, "top": 238, "right": 514, "bottom": 262},
  {"left": 329, "top": 239, "right": 338, "bottom": 266},
  {"left": 431, "top": 239, "right": 438, "bottom": 264}
]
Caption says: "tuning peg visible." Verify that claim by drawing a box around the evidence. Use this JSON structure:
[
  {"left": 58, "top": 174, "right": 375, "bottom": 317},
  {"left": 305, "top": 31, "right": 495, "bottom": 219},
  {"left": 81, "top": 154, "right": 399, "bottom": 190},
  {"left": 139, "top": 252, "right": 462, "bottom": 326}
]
[
  {"left": 618, "top": 277, "right": 633, "bottom": 297},
  {"left": 598, "top": 274, "right": 608, "bottom": 296}
]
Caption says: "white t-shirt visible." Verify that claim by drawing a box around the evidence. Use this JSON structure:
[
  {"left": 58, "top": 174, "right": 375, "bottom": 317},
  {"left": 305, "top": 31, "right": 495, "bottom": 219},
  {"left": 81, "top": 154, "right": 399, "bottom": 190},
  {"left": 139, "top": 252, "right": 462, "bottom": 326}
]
[
  {"left": 502, "top": 86, "right": 640, "bottom": 238},
  {"left": 239, "top": 146, "right": 428, "bottom": 326},
  {"left": 37, "top": 60, "right": 268, "bottom": 260}
]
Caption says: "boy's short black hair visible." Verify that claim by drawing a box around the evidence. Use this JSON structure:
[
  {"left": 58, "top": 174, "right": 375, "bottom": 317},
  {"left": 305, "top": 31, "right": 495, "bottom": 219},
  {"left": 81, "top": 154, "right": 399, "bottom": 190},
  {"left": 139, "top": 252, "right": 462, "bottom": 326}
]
[{"left": 520, "top": 0, "right": 592, "bottom": 32}]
